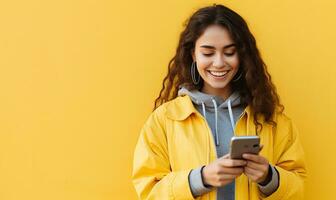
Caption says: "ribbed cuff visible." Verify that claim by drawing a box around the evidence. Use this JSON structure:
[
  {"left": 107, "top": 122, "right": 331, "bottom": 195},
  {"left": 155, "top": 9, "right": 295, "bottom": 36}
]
[
  {"left": 258, "top": 164, "right": 280, "bottom": 196},
  {"left": 188, "top": 165, "right": 213, "bottom": 197}
]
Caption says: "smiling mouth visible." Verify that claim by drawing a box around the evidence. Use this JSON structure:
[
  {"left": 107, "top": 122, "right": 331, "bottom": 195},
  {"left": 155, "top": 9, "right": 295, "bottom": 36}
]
[{"left": 207, "top": 70, "right": 230, "bottom": 77}]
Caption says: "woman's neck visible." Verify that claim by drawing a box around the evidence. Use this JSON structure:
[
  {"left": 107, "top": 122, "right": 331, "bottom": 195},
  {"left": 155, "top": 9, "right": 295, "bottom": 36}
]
[{"left": 201, "top": 84, "right": 233, "bottom": 100}]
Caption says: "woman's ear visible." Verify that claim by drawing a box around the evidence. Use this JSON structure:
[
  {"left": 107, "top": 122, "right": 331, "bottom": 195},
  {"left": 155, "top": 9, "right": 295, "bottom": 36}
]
[{"left": 191, "top": 48, "right": 196, "bottom": 61}]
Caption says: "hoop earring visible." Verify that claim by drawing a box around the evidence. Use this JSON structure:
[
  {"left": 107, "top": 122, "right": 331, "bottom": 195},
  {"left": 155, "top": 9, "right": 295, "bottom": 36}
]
[
  {"left": 232, "top": 71, "right": 243, "bottom": 82},
  {"left": 191, "top": 61, "right": 200, "bottom": 85}
]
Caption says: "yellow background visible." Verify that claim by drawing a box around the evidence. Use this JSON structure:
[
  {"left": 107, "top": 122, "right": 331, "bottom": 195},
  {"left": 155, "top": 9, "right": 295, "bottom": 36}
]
[{"left": 0, "top": 0, "right": 335, "bottom": 199}]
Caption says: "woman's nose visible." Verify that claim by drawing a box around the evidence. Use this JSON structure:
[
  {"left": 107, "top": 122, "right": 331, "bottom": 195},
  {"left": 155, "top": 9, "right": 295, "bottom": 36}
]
[{"left": 212, "top": 54, "right": 227, "bottom": 68}]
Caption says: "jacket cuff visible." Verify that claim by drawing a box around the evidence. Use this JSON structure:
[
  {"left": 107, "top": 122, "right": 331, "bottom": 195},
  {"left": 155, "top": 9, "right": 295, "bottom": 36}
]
[
  {"left": 258, "top": 164, "right": 280, "bottom": 196},
  {"left": 188, "top": 165, "right": 213, "bottom": 197},
  {"left": 262, "top": 166, "right": 294, "bottom": 200},
  {"left": 172, "top": 169, "right": 198, "bottom": 199}
]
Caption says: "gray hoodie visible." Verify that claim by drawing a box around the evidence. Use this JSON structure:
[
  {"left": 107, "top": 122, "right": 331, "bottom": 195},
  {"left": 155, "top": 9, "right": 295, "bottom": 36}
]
[{"left": 177, "top": 86, "right": 279, "bottom": 200}]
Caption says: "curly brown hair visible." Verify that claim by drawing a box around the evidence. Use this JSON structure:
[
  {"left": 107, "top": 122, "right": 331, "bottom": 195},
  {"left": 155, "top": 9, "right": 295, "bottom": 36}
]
[{"left": 153, "top": 4, "right": 284, "bottom": 133}]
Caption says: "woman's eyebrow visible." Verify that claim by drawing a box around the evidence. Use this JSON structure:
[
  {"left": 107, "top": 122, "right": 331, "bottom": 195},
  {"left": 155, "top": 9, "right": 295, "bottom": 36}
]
[{"left": 200, "top": 43, "right": 235, "bottom": 49}]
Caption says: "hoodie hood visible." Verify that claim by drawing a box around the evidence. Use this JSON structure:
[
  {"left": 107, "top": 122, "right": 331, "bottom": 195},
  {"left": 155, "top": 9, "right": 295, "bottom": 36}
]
[{"left": 177, "top": 85, "right": 244, "bottom": 146}]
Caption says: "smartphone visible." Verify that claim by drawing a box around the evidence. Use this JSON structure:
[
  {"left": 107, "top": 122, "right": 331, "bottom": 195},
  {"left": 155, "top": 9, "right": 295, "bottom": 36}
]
[{"left": 229, "top": 136, "right": 261, "bottom": 159}]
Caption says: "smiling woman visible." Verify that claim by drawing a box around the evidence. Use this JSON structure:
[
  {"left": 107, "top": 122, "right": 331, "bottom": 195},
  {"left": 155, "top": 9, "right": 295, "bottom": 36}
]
[
  {"left": 192, "top": 24, "right": 240, "bottom": 100},
  {"left": 132, "top": 3, "right": 306, "bottom": 200}
]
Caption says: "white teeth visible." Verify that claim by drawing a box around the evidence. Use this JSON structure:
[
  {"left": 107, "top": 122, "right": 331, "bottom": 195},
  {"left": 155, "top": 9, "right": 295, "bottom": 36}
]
[{"left": 209, "top": 70, "right": 228, "bottom": 77}]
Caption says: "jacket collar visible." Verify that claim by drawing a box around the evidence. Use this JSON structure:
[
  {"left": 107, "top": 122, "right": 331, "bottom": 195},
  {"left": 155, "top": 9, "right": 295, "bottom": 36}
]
[{"left": 166, "top": 95, "right": 252, "bottom": 121}]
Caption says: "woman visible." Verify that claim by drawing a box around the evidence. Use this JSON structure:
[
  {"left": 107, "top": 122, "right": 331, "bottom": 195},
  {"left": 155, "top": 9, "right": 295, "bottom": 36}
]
[{"left": 132, "top": 4, "right": 306, "bottom": 200}]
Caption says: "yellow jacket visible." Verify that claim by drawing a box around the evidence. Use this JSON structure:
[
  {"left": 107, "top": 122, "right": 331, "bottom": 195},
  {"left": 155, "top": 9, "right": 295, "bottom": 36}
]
[{"left": 132, "top": 95, "right": 307, "bottom": 200}]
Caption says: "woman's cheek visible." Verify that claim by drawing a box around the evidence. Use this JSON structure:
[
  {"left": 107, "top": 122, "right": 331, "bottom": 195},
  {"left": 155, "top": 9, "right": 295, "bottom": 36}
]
[
  {"left": 230, "top": 55, "right": 240, "bottom": 66},
  {"left": 197, "top": 55, "right": 212, "bottom": 62},
  {"left": 197, "top": 58, "right": 212, "bottom": 68}
]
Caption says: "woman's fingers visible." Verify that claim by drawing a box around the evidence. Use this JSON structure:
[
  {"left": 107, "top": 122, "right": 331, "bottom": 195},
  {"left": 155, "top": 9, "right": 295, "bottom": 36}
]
[
  {"left": 203, "top": 152, "right": 271, "bottom": 187},
  {"left": 245, "top": 160, "right": 265, "bottom": 171},
  {"left": 218, "top": 167, "right": 244, "bottom": 175},
  {"left": 259, "top": 144, "right": 264, "bottom": 152},
  {"left": 222, "top": 154, "right": 230, "bottom": 159},
  {"left": 203, "top": 163, "right": 244, "bottom": 187},
  {"left": 244, "top": 166, "right": 264, "bottom": 182},
  {"left": 218, "top": 173, "right": 241, "bottom": 180},
  {"left": 219, "top": 158, "right": 247, "bottom": 167},
  {"left": 212, "top": 153, "right": 270, "bottom": 185},
  {"left": 242, "top": 153, "right": 267, "bottom": 164},
  {"left": 244, "top": 166, "right": 260, "bottom": 175},
  {"left": 242, "top": 154, "right": 270, "bottom": 183}
]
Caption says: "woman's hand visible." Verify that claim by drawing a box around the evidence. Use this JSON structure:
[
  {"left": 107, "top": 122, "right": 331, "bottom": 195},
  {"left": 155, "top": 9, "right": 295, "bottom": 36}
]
[
  {"left": 242, "top": 153, "right": 270, "bottom": 184},
  {"left": 202, "top": 154, "right": 247, "bottom": 187}
]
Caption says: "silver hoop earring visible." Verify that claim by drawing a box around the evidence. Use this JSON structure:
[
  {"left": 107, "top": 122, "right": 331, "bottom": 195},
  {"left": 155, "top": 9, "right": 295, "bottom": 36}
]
[
  {"left": 191, "top": 61, "right": 200, "bottom": 85},
  {"left": 232, "top": 71, "right": 243, "bottom": 82}
]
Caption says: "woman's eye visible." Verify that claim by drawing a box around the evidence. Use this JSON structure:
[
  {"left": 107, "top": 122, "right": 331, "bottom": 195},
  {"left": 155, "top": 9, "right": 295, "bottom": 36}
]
[
  {"left": 224, "top": 52, "right": 235, "bottom": 56},
  {"left": 202, "top": 51, "right": 235, "bottom": 57},
  {"left": 202, "top": 53, "right": 213, "bottom": 56}
]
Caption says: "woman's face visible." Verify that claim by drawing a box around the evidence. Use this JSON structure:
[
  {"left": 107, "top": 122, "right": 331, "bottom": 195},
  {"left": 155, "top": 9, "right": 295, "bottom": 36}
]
[{"left": 192, "top": 24, "right": 240, "bottom": 95}]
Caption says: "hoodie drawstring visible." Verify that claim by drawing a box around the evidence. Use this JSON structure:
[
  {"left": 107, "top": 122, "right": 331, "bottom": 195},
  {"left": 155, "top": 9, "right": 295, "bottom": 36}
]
[
  {"left": 211, "top": 98, "right": 219, "bottom": 146},
  {"left": 201, "top": 102, "right": 207, "bottom": 120},
  {"left": 199, "top": 97, "right": 236, "bottom": 146},
  {"left": 227, "top": 100, "right": 236, "bottom": 133}
]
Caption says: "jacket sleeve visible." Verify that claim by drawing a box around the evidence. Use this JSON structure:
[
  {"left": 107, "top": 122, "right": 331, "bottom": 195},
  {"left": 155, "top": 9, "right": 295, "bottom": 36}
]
[
  {"left": 131, "top": 108, "right": 195, "bottom": 200},
  {"left": 263, "top": 117, "right": 307, "bottom": 200}
]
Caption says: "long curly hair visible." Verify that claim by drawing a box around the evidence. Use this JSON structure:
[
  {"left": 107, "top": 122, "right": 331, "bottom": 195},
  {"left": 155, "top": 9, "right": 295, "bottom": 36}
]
[{"left": 153, "top": 4, "right": 284, "bottom": 133}]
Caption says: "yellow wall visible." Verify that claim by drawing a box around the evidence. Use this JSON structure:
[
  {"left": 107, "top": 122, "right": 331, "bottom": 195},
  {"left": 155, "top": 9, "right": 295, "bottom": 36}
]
[{"left": 0, "top": 0, "right": 335, "bottom": 199}]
